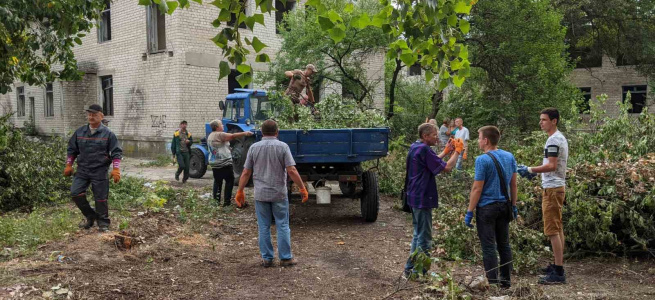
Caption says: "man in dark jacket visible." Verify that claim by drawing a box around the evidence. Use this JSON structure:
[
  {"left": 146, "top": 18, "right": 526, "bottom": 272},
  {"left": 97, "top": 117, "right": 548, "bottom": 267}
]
[
  {"left": 171, "top": 120, "right": 193, "bottom": 183},
  {"left": 64, "top": 104, "right": 122, "bottom": 232}
]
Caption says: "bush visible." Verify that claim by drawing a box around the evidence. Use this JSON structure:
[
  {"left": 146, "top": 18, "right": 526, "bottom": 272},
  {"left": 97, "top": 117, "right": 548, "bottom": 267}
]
[
  {"left": 378, "top": 95, "right": 655, "bottom": 270},
  {"left": 0, "top": 114, "right": 70, "bottom": 212}
]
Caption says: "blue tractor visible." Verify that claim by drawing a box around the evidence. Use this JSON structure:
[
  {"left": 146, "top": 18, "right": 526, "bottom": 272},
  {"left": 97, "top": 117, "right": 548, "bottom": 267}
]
[{"left": 188, "top": 89, "right": 389, "bottom": 222}]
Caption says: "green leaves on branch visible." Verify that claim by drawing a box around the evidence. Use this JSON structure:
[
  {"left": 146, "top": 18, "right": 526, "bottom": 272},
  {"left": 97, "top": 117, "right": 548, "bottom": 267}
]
[
  {"left": 305, "top": 0, "right": 477, "bottom": 91},
  {"left": 139, "top": 0, "right": 277, "bottom": 88}
]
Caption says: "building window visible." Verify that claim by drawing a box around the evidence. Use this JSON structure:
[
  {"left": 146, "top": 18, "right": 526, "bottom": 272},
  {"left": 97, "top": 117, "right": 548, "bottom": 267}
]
[
  {"left": 227, "top": 0, "right": 248, "bottom": 29},
  {"left": 45, "top": 83, "right": 54, "bottom": 117},
  {"left": 101, "top": 76, "right": 114, "bottom": 116},
  {"left": 408, "top": 63, "right": 422, "bottom": 76},
  {"left": 147, "top": 4, "right": 166, "bottom": 53},
  {"left": 622, "top": 85, "right": 647, "bottom": 114},
  {"left": 577, "top": 87, "right": 591, "bottom": 114},
  {"left": 276, "top": 0, "right": 296, "bottom": 34},
  {"left": 228, "top": 69, "right": 251, "bottom": 94},
  {"left": 16, "top": 87, "right": 25, "bottom": 117},
  {"left": 98, "top": 0, "right": 111, "bottom": 42}
]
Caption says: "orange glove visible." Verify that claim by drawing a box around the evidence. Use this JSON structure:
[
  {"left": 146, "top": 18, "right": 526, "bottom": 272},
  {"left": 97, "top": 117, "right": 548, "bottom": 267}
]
[
  {"left": 454, "top": 138, "right": 465, "bottom": 154},
  {"left": 463, "top": 151, "right": 468, "bottom": 160},
  {"left": 443, "top": 138, "right": 454, "bottom": 155},
  {"left": 64, "top": 164, "right": 74, "bottom": 177},
  {"left": 109, "top": 168, "right": 121, "bottom": 183},
  {"left": 236, "top": 189, "right": 246, "bottom": 208},
  {"left": 299, "top": 187, "right": 309, "bottom": 203}
]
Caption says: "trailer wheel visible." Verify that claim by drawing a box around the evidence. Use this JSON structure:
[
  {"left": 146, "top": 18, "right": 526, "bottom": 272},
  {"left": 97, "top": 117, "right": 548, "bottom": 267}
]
[
  {"left": 339, "top": 182, "right": 356, "bottom": 197},
  {"left": 189, "top": 148, "right": 207, "bottom": 178},
  {"left": 360, "top": 171, "right": 379, "bottom": 222}
]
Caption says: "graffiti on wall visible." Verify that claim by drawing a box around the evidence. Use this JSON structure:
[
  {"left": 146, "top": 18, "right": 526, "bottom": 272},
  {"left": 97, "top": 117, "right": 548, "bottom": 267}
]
[{"left": 150, "top": 114, "right": 166, "bottom": 136}]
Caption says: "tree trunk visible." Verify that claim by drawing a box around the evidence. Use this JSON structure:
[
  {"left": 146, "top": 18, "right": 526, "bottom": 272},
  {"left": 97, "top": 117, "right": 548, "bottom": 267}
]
[
  {"left": 428, "top": 89, "right": 443, "bottom": 119},
  {"left": 387, "top": 58, "right": 403, "bottom": 120}
]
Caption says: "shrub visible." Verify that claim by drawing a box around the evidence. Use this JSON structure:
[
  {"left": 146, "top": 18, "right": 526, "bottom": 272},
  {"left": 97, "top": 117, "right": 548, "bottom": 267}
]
[{"left": 0, "top": 114, "right": 70, "bottom": 212}]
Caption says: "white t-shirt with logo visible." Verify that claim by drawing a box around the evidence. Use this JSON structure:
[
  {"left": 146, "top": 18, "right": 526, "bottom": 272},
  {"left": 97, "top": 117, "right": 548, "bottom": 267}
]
[{"left": 541, "top": 130, "right": 568, "bottom": 189}]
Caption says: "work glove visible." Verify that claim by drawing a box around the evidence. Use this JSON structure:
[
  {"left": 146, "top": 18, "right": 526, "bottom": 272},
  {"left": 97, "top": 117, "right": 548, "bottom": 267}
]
[
  {"left": 64, "top": 164, "right": 74, "bottom": 177},
  {"left": 464, "top": 211, "right": 474, "bottom": 228},
  {"left": 443, "top": 139, "right": 454, "bottom": 155},
  {"left": 517, "top": 165, "right": 537, "bottom": 180},
  {"left": 236, "top": 189, "right": 246, "bottom": 208},
  {"left": 463, "top": 151, "right": 468, "bottom": 160},
  {"left": 299, "top": 187, "right": 309, "bottom": 203},
  {"left": 512, "top": 205, "right": 518, "bottom": 220},
  {"left": 453, "top": 138, "right": 465, "bottom": 154},
  {"left": 109, "top": 168, "right": 121, "bottom": 183}
]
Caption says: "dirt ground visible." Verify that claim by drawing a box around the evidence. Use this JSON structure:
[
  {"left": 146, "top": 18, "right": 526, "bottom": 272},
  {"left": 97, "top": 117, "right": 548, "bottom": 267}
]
[{"left": 1, "top": 158, "right": 654, "bottom": 299}]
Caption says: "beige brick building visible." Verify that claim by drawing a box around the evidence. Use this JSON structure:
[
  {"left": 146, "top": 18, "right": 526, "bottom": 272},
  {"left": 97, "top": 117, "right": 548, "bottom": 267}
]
[
  {"left": 0, "top": 0, "right": 385, "bottom": 157},
  {"left": 570, "top": 56, "right": 651, "bottom": 116}
]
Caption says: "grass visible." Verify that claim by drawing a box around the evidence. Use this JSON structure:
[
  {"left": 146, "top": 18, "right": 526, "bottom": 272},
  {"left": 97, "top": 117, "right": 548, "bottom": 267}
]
[
  {"left": 137, "top": 154, "right": 174, "bottom": 167},
  {"left": 0, "top": 176, "right": 232, "bottom": 261},
  {"left": 0, "top": 205, "right": 78, "bottom": 260}
]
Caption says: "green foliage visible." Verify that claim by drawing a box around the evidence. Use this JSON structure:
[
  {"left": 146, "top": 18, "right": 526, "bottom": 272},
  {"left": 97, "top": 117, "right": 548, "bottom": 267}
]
[
  {"left": 259, "top": 0, "right": 389, "bottom": 106},
  {"left": 137, "top": 155, "right": 175, "bottom": 167},
  {"left": 0, "top": 206, "right": 78, "bottom": 260},
  {"left": 270, "top": 93, "right": 387, "bottom": 130},
  {"left": 0, "top": 114, "right": 70, "bottom": 212},
  {"left": 387, "top": 79, "right": 436, "bottom": 143},
  {"left": 0, "top": 0, "right": 106, "bottom": 93},
  {"left": 437, "top": 0, "right": 579, "bottom": 132}
]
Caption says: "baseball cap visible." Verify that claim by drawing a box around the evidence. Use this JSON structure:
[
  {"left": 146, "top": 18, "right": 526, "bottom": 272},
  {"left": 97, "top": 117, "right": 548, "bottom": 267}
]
[
  {"left": 85, "top": 104, "right": 103, "bottom": 113},
  {"left": 306, "top": 64, "right": 318, "bottom": 73}
]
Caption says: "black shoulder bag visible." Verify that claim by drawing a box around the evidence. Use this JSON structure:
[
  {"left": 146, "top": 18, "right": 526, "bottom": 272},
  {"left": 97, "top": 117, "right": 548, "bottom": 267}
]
[
  {"left": 485, "top": 152, "right": 514, "bottom": 221},
  {"left": 400, "top": 151, "right": 412, "bottom": 213}
]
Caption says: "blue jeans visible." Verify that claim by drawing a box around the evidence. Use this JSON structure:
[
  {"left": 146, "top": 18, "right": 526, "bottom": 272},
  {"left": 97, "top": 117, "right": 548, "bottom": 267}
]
[
  {"left": 456, "top": 152, "right": 464, "bottom": 170},
  {"left": 255, "top": 200, "right": 292, "bottom": 261},
  {"left": 405, "top": 207, "right": 433, "bottom": 272}
]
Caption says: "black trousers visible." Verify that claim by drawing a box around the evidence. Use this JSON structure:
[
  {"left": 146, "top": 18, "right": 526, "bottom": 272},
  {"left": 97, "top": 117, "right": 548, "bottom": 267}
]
[
  {"left": 71, "top": 174, "right": 110, "bottom": 226},
  {"left": 476, "top": 202, "right": 513, "bottom": 287},
  {"left": 212, "top": 166, "right": 234, "bottom": 204}
]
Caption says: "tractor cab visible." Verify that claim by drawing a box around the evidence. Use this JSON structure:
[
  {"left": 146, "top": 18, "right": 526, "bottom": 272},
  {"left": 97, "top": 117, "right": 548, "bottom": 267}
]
[{"left": 218, "top": 89, "right": 273, "bottom": 134}]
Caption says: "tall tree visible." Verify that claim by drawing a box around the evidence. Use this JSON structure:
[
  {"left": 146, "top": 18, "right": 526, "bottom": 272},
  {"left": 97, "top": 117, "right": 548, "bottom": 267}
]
[
  {"left": 260, "top": 0, "right": 389, "bottom": 106},
  {"left": 0, "top": 0, "right": 106, "bottom": 93},
  {"left": 438, "top": 0, "right": 579, "bottom": 131},
  {"left": 556, "top": 0, "right": 655, "bottom": 76}
]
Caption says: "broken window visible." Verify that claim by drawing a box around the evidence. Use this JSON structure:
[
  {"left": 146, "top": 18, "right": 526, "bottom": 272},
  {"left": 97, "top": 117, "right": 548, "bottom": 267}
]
[
  {"left": 147, "top": 4, "right": 166, "bottom": 53},
  {"left": 227, "top": 0, "right": 248, "bottom": 29},
  {"left": 16, "top": 87, "right": 25, "bottom": 117},
  {"left": 408, "top": 63, "right": 422, "bottom": 76},
  {"left": 45, "top": 83, "right": 54, "bottom": 117},
  {"left": 101, "top": 76, "right": 114, "bottom": 116},
  {"left": 98, "top": 0, "right": 111, "bottom": 43},
  {"left": 577, "top": 87, "right": 591, "bottom": 114},
  {"left": 622, "top": 85, "right": 647, "bottom": 114},
  {"left": 276, "top": 0, "right": 296, "bottom": 34},
  {"left": 228, "top": 69, "right": 250, "bottom": 94}
]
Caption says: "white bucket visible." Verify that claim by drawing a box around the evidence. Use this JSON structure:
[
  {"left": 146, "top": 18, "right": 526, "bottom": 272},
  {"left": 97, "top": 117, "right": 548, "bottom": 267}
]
[{"left": 315, "top": 187, "right": 332, "bottom": 204}]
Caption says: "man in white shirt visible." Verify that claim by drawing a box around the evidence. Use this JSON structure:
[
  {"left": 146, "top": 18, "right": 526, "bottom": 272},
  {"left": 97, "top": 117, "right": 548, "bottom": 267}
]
[
  {"left": 517, "top": 108, "right": 569, "bottom": 285},
  {"left": 454, "top": 118, "right": 470, "bottom": 170}
]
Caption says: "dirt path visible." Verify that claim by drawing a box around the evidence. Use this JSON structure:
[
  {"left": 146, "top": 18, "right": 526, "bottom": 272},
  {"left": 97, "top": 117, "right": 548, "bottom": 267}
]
[{"left": 1, "top": 159, "right": 654, "bottom": 299}]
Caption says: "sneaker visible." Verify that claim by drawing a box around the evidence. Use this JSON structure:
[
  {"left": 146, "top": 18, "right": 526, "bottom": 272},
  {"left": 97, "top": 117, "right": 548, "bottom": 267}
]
[
  {"left": 98, "top": 225, "right": 110, "bottom": 233},
  {"left": 538, "top": 272, "right": 566, "bottom": 285},
  {"left": 280, "top": 258, "right": 296, "bottom": 267},
  {"left": 261, "top": 259, "right": 273, "bottom": 268},
  {"left": 541, "top": 263, "right": 555, "bottom": 275},
  {"left": 78, "top": 218, "right": 94, "bottom": 230},
  {"left": 175, "top": 173, "right": 180, "bottom": 181}
]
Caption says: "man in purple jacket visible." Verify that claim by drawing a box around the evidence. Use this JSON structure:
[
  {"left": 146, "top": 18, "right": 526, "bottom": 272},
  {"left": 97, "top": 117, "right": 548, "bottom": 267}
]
[{"left": 404, "top": 123, "right": 461, "bottom": 276}]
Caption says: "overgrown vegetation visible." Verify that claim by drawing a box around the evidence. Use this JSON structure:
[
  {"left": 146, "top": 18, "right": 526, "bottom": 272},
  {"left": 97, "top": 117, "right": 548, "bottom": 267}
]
[
  {"left": 137, "top": 155, "right": 174, "bottom": 167},
  {"left": 376, "top": 96, "right": 655, "bottom": 274},
  {"left": 0, "top": 114, "right": 70, "bottom": 211}
]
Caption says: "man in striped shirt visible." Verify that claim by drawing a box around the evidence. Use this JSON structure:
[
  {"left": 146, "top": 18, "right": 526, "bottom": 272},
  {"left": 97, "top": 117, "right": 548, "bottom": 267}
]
[{"left": 404, "top": 123, "right": 461, "bottom": 276}]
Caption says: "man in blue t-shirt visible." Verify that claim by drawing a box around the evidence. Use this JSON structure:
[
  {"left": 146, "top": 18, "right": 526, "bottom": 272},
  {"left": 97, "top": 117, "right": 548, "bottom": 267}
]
[
  {"left": 464, "top": 126, "right": 518, "bottom": 288},
  {"left": 403, "top": 123, "right": 461, "bottom": 277}
]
